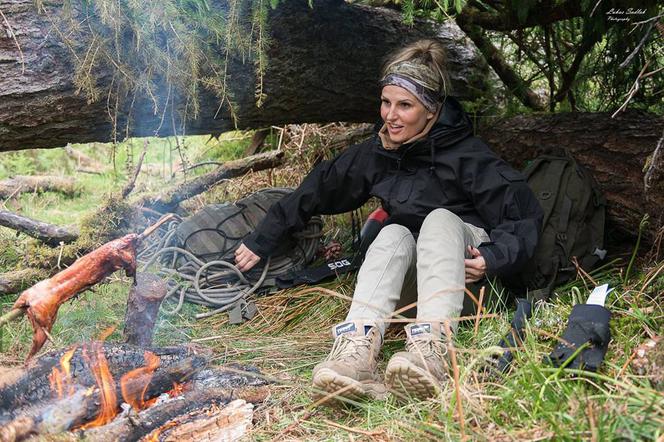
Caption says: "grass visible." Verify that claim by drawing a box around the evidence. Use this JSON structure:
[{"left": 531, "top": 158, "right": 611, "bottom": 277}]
[{"left": 0, "top": 125, "right": 663, "bottom": 441}]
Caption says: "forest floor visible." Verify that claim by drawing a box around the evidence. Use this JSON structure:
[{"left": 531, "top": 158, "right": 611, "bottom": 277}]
[{"left": 0, "top": 125, "right": 662, "bottom": 441}]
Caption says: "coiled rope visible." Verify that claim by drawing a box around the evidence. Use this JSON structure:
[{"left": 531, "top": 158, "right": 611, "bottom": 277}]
[{"left": 137, "top": 189, "right": 322, "bottom": 319}]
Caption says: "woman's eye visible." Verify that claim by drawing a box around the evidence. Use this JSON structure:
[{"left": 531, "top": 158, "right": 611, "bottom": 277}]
[{"left": 400, "top": 102, "right": 411, "bottom": 108}]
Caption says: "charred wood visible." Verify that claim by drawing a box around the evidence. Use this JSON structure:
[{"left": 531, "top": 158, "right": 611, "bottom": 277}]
[
  {"left": 0, "top": 356, "right": 207, "bottom": 440},
  {"left": 123, "top": 273, "right": 167, "bottom": 348},
  {"left": 143, "top": 398, "right": 254, "bottom": 442},
  {"left": 0, "top": 210, "right": 79, "bottom": 246},
  {"left": 79, "top": 386, "right": 269, "bottom": 442},
  {"left": 0, "top": 176, "right": 78, "bottom": 199},
  {"left": 0, "top": 343, "right": 208, "bottom": 413}
]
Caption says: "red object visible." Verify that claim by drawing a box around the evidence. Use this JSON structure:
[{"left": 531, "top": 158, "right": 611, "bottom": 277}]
[{"left": 13, "top": 234, "right": 139, "bottom": 360}]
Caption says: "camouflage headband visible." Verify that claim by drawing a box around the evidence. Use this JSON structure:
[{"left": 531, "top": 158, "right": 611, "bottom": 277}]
[{"left": 380, "top": 61, "right": 442, "bottom": 113}]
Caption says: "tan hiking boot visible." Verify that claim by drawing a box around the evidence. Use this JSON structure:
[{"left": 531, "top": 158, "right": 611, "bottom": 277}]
[
  {"left": 312, "top": 320, "right": 387, "bottom": 401},
  {"left": 385, "top": 322, "right": 449, "bottom": 400}
]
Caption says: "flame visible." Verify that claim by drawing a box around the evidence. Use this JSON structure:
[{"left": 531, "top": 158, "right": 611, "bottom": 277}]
[
  {"left": 120, "top": 351, "right": 161, "bottom": 410},
  {"left": 78, "top": 340, "right": 118, "bottom": 429},
  {"left": 45, "top": 326, "right": 187, "bottom": 430},
  {"left": 49, "top": 347, "right": 76, "bottom": 399}
]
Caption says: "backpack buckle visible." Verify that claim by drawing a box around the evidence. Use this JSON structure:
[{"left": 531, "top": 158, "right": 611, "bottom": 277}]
[{"left": 592, "top": 247, "right": 607, "bottom": 260}]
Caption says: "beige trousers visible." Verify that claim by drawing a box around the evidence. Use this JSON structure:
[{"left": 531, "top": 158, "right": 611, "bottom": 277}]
[{"left": 346, "top": 208, "right": 490, "bottom": 335}]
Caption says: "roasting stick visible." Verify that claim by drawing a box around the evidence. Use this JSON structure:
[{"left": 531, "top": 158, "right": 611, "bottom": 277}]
[{"left": 0, "top": 213, "right": 175, "bottom": 327}]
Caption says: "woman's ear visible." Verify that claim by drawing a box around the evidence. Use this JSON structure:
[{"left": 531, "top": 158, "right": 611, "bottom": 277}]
[{"left": 426, "top": 111, "right": 435, "bottom": 120}]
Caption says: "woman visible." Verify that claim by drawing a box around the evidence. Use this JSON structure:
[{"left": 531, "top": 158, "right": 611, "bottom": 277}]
[{"left": 235, "top": 39, "right": 543, "bottom": 400}]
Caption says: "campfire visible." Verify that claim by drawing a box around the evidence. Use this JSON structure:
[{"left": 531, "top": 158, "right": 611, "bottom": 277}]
[{"left": 0, "top": 341, "right": 268, "bottom": 441}]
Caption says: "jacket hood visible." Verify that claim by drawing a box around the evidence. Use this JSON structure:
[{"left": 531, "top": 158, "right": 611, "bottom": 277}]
[{"left": 427, "top": 96, "right": 474, "bottom": 147}]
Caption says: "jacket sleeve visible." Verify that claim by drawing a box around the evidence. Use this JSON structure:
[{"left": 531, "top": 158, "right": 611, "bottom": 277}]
[
  {"left": 243, "top": 143, "right": 374, "bottom": 259},
  {"left": 462, "top": 146, "right": 543, "bottom": 277}
]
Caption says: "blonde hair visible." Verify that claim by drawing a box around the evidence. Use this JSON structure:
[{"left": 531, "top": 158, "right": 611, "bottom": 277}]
[{"left": 382, "top": 39, "right": 450, "bottom": 99}]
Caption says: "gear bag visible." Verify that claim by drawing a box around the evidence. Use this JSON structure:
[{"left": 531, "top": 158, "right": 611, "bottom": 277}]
[
  {"left": 138, "top": 188, "right": 322, "bottom": 319},
  {"left": 507, "top": 152, "right": 606, "bottom": 301}
]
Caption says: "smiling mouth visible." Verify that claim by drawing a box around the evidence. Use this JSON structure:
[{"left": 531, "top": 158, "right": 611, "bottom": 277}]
[{"left": 387, "top": 124, "right": 404, "bottom": 132}]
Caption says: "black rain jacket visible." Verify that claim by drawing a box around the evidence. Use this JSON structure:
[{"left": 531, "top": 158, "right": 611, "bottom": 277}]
[{"left": 243, "top": 97, "right": 543, "bottom": 278}]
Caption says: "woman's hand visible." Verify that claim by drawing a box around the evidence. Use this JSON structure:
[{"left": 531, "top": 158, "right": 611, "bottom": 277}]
[
  {"left": 235, "top": 243, "right": 261, "bottom": 272},
  {"left": 464, "top": 246, "right": 486, "bottom": 283}
]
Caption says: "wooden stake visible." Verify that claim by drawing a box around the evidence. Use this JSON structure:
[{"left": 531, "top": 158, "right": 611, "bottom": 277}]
[{"left": 474, "top": 286, "right": 485, "bottom": 337}]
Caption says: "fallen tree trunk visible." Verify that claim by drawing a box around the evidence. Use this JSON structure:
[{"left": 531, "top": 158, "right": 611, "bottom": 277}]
[
  {"left": 0, "top": 269, "right": 49, "bottom": 296},
  {"left": 0, "top": 176, "right": 78, "bottom": 199},
  {"left": 0, "top": 0, "right": 488, "bottom": 151},
  {"left": 0, "top": 210, "right": 79, "bottom": 245},
  {"left": 478, "top": 110, "right": 664, "bottom": 241}
]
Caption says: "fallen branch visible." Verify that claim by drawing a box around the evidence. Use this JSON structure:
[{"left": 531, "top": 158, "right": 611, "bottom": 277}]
[
  {"left": 0, "top": 175, "right": 79, "bottom": 199},
  {"left": 0, "top": 269, "right": 50, "bottom": 297},
  {"left": 0, "top": 210, "right": 79, "bottom": 245},
  {"left": 140, "top": 149, "right": 285, "bottom": 213}
]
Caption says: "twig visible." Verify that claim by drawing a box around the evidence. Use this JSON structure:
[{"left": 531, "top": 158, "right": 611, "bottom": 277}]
[
  {"left": 571, "top": 256, "right": 598, "bottom": 286},
  {"left": 612, "top": 61, "right": 650, "bottom": 118},
  {"left": 0, "top": 308, "right": 24, "bottom": 327},
  {"left": 320, "top": 419, "right": 386, "bottom": 439},
  {"left": 474, "top": 286, "right": 485, "bottom": 337},
  {"left": 121, "top": 140, "right": 149, "bottom": 198},
  {"left": 617, "top": 350, "right": 637, "bottom": 378},
  {"left": 620, "top": 21, "right": 656, "bottom": 68},
  {"left": 443, "top": 320, "right": 466, "bottom": 440}
]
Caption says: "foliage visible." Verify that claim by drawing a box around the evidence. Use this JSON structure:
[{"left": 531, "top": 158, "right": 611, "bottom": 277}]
[
  {"left": 385, "top": 0, "right": 664, "bottom": 113},
  {"left": 36, "top": 0, "right": 271, "bottom": 138}
]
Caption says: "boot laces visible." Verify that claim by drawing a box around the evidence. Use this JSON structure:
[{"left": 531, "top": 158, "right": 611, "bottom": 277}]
[
  {"left": 327, "top": 334, "right": 372, "bottom": 362},
  {"left": 406, "top": 334, "right": 447, "bottom": 361}
]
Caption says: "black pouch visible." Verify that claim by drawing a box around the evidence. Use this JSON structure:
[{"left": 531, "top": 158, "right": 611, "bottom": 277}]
[{"left": 547, "top": 304, "right": 611, "bottom": 371}]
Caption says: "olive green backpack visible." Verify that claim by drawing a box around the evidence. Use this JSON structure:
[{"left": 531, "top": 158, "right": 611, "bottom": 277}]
[{"left": 510, "top": 152, "right": 607, "bottom": 301}]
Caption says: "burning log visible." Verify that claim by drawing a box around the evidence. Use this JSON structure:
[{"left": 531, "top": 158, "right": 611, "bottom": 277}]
[
  {"left": 0, "top": 341, "right": 268, "bottom": 442},
  {"left": 80, "top": 387, "right": 268, "bottom": 442},
  {"left": 0, "top": 343, "right": 207, "bottom": 414},
  {"left": 0, "top": 215, "right": 173, "bottom": 360},
  {"left": 0, "top": 353, "right": 208, "bottom": 441},
  {"left": 123, "top": 273, "right": 168, "bottom": 348}
]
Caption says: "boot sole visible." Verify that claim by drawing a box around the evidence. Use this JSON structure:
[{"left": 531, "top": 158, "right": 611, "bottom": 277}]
[
  {"left": 312, "top": 368, "right": 387, "bottom": 403},
  {"left": 385, "top": 356, "right": 442, "bottom": 400}
]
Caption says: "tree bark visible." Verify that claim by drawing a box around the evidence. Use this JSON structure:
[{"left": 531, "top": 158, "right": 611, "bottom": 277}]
[
  {"left": 478, "top": 109, "right": 664, "bottom": 241},
  {"left": 0, "top": 210, "right": 79, "bottom": 245},
  {"left": 0, "top": 0, "right": 490, "bottom": 151},
  {"left": 0, "top": 176, "right": 78, "bottom": 199}
]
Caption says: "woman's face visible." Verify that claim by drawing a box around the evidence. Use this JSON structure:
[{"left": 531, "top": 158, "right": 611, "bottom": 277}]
[{"left": 380, "top": 85, "right": 434, "bottom": 144}]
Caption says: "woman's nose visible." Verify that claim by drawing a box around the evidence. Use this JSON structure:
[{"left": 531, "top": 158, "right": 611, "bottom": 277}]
[{"left": 385, "top": 105, "right": 397, "bottom": 121}]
